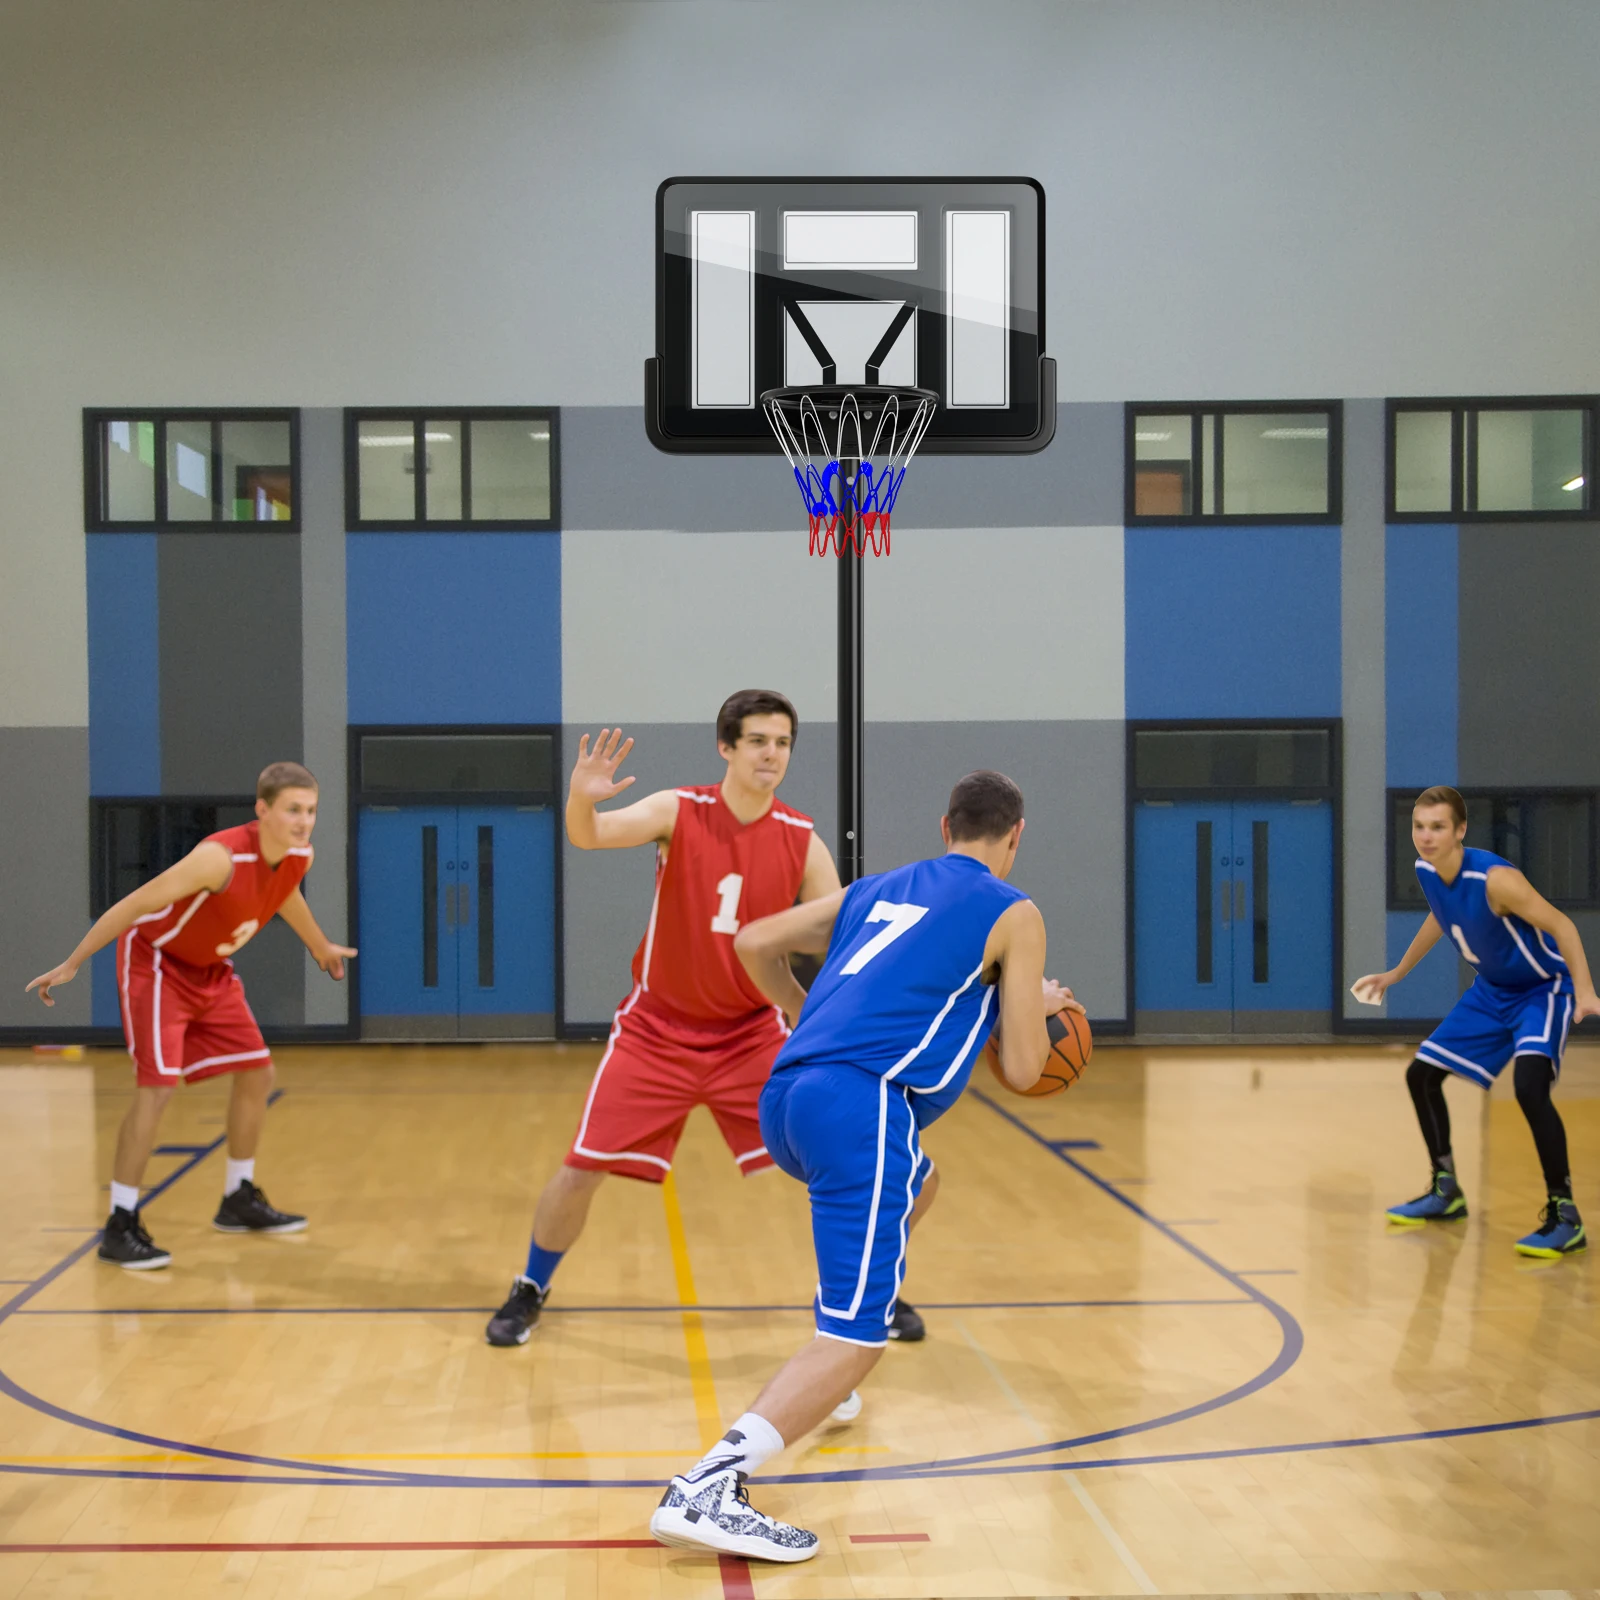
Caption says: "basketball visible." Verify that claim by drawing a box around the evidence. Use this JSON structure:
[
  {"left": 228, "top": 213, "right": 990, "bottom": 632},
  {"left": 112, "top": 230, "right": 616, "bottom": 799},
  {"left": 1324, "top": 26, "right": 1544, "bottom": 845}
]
[{"left": 985, "top": 1009, "right": 1093, "bottom": 1097}]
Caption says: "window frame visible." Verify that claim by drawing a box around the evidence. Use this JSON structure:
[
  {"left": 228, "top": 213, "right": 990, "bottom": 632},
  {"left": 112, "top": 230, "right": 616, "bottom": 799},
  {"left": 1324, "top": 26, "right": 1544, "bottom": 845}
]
[
  {"left": 89, "top": 794, "right": 258, "bottom": 917},
  {"left": 343, "top": 407, "right": 561, "bottom": 532},
  {"left": 1385, "top": 395, "right": 1597, "bottom": 522},
  {"left": 1124, "top": 400, "right": 1343, "bottom": 526},
  {"left": 1385, "top": 786, "right": 1600, "bottom": 911},
  {"left": 84, "top": 408, "right": 302, "bottom": 533}
]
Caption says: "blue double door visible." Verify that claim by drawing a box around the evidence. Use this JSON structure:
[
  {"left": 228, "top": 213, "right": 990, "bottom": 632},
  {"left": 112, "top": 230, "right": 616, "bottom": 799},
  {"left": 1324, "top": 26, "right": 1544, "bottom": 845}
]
[
  {"left": 358, "top": 806, "right": 556, "bottom": 1039},
  {"left": 1134, "top": 799, "right": 1333, "bottom": 1032}
]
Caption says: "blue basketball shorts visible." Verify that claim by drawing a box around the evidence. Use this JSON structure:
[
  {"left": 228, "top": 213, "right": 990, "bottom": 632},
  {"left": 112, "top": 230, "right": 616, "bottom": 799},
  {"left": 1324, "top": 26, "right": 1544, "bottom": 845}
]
[
  {"left": 760, "top": 1063, "right": 934, "bottom": 1346},
  {"left": 1415, "top": 974, "right": 1575, "bottom": 1087}
]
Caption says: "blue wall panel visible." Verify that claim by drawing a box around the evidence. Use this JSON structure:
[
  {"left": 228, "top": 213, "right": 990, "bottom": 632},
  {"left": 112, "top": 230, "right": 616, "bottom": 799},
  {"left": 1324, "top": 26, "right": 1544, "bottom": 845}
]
[
  {"left": 86, "top": 534, "right": 160, "bottom": 794},
  {"left": 1384, "top": 910, "right": 1464, "bottom": 1020},
  {"left": 1385, "top": 524, "right": 1457, "bottom": 787},
  {"left": 346, "top": 533, "right": 561, "bottom": 725},
  {"left": 91, "top": 946, "right": 121, "bottom": 1028},
  {"left": 1124, "top": 526, "right": 1342, "bottom": 718}
]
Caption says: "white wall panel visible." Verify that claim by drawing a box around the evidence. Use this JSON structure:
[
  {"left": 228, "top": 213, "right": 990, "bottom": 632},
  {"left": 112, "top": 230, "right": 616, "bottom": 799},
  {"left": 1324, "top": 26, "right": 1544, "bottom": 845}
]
[
  {"left": 865, "top": 526, "right": 1124, "bottom": 722},
  {"left": 561, "top": 530, "right": 835, "bottom": 725}
]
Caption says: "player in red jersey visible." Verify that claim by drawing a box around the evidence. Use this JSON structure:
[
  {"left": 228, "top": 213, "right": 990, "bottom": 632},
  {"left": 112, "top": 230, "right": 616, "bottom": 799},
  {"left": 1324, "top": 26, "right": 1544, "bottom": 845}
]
[
  {"left": 486, "top": 690, "right": 935, "bottom": 1348},
  {"left": 26, "top": 762, "right": 355, "bottom": 1270}
]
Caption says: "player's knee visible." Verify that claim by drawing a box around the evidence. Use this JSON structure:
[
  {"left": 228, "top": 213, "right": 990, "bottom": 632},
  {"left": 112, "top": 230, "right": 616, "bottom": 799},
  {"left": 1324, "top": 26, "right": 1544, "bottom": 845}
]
[
  {"left": 1405, "top": 1056, "right": 1444, "bottom": 1095},
  {"left": 134, "top": 1083, "right": 176, "bottom": 1116},
  {"left": 1512, "top": 1053, "right": 1554, "bottom": 1110}
]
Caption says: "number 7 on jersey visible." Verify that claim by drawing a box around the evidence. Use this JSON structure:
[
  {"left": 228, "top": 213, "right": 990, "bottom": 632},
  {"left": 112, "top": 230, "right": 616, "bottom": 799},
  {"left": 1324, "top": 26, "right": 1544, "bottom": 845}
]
[{"left": 840, "top": 900, "right": 928, "bottom": 975}]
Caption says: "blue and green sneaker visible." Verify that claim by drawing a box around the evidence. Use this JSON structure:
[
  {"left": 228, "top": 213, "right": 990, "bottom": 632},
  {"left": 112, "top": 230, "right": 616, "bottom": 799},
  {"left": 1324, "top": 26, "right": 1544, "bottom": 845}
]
[
  {"left": 1386, "top": 1171, "right": 1467, "bottom": 1225},
  {"left": 1514, "top": 1197, "right": 1586, "bottom": 1258}
]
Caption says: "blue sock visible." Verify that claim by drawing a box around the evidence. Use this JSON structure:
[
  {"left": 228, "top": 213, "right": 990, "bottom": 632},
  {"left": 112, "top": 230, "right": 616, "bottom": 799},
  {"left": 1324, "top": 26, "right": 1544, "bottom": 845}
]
[{"left": 522, "top": 1241, "right": 564, "bottom": 1293}]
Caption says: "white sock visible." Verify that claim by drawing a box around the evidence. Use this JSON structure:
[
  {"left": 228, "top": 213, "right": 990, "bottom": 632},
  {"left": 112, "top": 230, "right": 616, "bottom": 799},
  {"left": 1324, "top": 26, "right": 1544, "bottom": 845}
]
[
  {"left": 110, "top": 1181, "right": 140, "bottom": 1215},
  {"left": 684, "top": 1412, "right": 785, "bottom": 1483},
  {"left": 224, "top": 1158, "right": 255, "bottom": 1196}
]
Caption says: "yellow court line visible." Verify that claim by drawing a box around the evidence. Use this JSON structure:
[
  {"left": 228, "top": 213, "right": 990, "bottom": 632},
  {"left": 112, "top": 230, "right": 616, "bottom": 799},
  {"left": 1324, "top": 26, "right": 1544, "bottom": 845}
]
[{"left": 660, "top": 1171, "right": 724, "bottom": 1450}]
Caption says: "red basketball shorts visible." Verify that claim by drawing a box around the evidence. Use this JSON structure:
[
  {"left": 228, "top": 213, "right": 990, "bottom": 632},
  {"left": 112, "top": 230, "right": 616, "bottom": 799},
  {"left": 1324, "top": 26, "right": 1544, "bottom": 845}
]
[
  {"left": 565, "top": 990, "right": 787, "bottom": 1182},
  {"left": 117, "top": 932, "right": 272, "bottom": 1088}
]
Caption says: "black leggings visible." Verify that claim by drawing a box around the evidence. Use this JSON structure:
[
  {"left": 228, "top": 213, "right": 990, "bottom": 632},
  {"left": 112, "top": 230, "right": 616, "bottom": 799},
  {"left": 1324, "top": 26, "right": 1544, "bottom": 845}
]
[{"left": 1406, "top": 1055, "right": 1571, "bottom": 1196}]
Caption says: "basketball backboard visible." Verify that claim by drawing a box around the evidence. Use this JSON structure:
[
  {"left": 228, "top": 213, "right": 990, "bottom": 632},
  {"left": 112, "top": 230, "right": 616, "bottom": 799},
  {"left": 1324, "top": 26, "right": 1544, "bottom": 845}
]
[{"left": 646, "top": 177, "right": 1053, "bottom": 454}]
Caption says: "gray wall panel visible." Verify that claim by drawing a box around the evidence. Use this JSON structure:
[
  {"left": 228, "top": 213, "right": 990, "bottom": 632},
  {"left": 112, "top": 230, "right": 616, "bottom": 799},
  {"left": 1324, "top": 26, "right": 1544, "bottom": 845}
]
[
  {"left": 298, "top": 409, "right": 350, "bottom": 1025},
  {"left": 158, "top": 534, "right": 304, "bottom": 795},
  {"left": 1458, "top": 524, "right": 1600, "bottom": 786},
  {"left": 563, "top": 405, "right": 1124, "bottom": 533},
  {"left": 0, "top": 728, "right": 91, "bottom": 1027},
  {"left": 562, "top": 721, "right": 836, "bottom": 1028},
  {"left": 226, "top": 917, "right": 308, "bottom": 1029},
  {"left": 1341, "top": 399, "right": 1387, "bottom": 1015},
  {"left": 862, "top": 721, "right": 1126, "bottom": 1019}
]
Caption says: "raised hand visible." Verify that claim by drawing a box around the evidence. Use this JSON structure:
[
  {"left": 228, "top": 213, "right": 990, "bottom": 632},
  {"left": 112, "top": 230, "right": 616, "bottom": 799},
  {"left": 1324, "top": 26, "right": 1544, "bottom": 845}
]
[{"left": 570, "top": 728, "right": 637, "bottom": 806}]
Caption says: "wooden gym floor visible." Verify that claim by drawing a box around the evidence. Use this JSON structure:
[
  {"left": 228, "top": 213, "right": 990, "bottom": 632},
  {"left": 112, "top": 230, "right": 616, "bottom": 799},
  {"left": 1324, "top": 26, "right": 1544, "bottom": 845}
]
[{"left": 0, "top": 1039, "right": 1595, "bottom": 1598}]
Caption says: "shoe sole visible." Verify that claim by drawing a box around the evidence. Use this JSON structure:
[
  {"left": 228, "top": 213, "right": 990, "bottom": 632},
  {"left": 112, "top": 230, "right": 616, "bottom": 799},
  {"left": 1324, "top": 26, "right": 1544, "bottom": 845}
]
[
  {"left": 485, "top": 1326, "right": 534, "bottom": 1347},
  {"left": 1384, "top": 1210, "right": 1467, "bottom": 1225},
  {"left": 212, "top": 1218, "right": 308, "bottom": 1234},
  {"left": 99, "top": 1253, "right": 171, "bottom": 1270},
  {"left": 1515, "top": 1239, "right": 1587, "bottom": 1258},
  {"left": 649, "top": 1508, "right": 817, "bottom": 1563}
]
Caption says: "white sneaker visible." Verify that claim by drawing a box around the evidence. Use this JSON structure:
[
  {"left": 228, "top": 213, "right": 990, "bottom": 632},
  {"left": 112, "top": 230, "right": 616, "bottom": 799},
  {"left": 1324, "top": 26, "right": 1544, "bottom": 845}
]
[
  {"left": 829, "top": 1389, "right": 862, "bottom": 1423},
  {"left": 649, "top": 1468, "right": 819, "bottom": 1563}
]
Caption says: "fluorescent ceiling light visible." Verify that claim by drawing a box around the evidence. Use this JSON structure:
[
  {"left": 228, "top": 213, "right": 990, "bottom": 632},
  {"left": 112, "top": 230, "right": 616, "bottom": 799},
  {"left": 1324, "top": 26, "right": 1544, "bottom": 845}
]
[
  {"left": 1134, "top": 431, "right": 1172, "bottom": 442},
  {"left": 529, "top": 428, "right": 550, "bottom": 441},
  {"left": 359, "top": 432, "right": 456, "bottom": 446},
  {"left": 1261, "top": 427, "right": 1327, "bottom": 440},
  {"left": 1561, "top": 475, "right": 1584, "bottom": 492}
]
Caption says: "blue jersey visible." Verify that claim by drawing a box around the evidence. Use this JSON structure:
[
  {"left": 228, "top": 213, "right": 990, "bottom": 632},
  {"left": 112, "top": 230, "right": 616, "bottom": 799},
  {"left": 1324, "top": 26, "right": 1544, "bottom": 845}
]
[
  {"left": 773, "top": 852, "right": 1028, "bottom": 1124},
  {"left": 1417, "top": 847, "right": 1568, "bottom": 991}
]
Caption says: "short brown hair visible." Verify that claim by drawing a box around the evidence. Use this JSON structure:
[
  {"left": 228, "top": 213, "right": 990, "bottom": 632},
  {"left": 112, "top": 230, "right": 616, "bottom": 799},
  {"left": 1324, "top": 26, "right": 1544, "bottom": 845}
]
[
  {"left": 717, "top": 689, "right": 797, "bottom": 748},
  {"left": 257, "top": 761, "right": 318, "bottom": 804},
  {"left": 946, "top": 770, "right": 1025, "bottom": 842},
  {"left": 1414, "top": 785, "right": 1467, "bottom": 828}
]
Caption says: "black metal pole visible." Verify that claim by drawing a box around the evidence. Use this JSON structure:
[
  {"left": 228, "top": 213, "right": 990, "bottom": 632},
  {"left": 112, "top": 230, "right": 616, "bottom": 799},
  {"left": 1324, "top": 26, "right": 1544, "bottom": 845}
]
[{"left": 837, "top": 452, "right": 864, "bottom": 884}]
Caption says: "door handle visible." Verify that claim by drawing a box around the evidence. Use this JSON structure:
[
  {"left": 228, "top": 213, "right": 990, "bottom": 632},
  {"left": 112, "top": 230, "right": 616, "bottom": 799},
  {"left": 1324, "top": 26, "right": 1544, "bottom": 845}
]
[
  {"left": 1220, "top": 878, "right": 1231, "bottom": 929},
  {"left": 458, "top": 883, "right": 470, "bottom": 925},
  {"left": 1235, "top": 879, "right": 1246, "bottom": 922},
  {"left": 445, "top": 882, "right": 457, "bottom": 927}
]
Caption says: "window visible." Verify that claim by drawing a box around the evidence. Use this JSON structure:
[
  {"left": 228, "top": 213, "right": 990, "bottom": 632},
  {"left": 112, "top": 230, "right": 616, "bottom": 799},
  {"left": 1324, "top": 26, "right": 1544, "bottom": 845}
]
[
  {"left": 1387, "top": 789, "right": 1598, "bottom": 910},
  {"left": 91, "top": 798, "right": 257, "bottom": 916},
  {"left": 1126, "top": 403, "right": 1341, "bottom": 523},
  {"left": 357, "top": 733, "right": 557, "bottom": 799},
  {"left": 85, "top": 410, "right": 299, "bottom": 531},
  {"left": 1387, "top": 398, "right": 1595, "bottom": 520},
  {"left": 345, "top": 410, "right": 559, "bottom": 530},
  {"left": 1133, "top": 726, "right": 1334, "bottom": 793}
]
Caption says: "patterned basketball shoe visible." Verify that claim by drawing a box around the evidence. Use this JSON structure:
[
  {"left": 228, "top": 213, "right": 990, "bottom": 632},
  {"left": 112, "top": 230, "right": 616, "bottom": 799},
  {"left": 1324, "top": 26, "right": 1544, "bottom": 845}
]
[
  {"left": 1385, "top": 1171, "right": 1467, "bottom": 1225},
  {"left": 1515, "top": 1197, "right": 1586, "bottom": 1258},
  {"left": 650, "top": 1468, "right": 819, "bottom": 1562},
  {"left": 212, "top": 1180, "right": 307, "bottom": 1234}
]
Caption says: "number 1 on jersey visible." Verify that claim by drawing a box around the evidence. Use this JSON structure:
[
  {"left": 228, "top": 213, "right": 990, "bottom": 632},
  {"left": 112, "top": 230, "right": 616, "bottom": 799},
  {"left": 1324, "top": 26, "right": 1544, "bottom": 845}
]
[
  {"left": 840, "top": 900, "right": 929, "bottom": 975},
  {"left": 711, "top": 873, "right": 744, "bottom": 935}
]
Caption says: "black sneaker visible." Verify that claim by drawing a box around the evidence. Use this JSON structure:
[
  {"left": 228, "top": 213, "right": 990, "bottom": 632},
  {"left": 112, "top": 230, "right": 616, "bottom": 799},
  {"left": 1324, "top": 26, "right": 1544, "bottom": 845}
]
[
  {"left": 98, "top": 1207, "right": 172, "bottom": 1270},
  {"left": 888, "top": 1297, "right": 925, "bottom": 1342},
  {"left": 486, "top": 1277, "right": 547, "bottom": 1346},
  {"left": 212, "top": 1179, "right": 307, "bottom": 1234}
]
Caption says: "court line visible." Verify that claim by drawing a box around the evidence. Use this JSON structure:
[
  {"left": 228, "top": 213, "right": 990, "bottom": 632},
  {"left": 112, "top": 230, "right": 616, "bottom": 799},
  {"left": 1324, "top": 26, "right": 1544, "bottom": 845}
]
[
  {"left": 0, "top": 1539, "right": 661, "bottom": 1553},
  {"left": 953, "top": 1317, "right": 1157, "bottom": 1594},
  {"left": 661, "top": 1171, "right": 724, "bottom": 1451},
  {"left": 13, "top": 1295, "right": 1251, "bottom": 1317}
]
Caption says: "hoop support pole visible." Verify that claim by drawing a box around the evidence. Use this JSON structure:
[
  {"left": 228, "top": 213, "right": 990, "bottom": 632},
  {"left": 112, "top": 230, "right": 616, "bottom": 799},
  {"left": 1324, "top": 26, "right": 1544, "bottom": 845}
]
[{"left": 837, "top": 451, "right": 864, "bottom": 885}]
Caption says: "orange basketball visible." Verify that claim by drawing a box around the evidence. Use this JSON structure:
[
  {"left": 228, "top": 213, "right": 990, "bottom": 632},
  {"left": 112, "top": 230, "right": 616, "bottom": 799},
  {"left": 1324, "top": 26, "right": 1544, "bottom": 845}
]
[{"left": 985, "top": 1010, "right": 1093, "bottom": 1098}]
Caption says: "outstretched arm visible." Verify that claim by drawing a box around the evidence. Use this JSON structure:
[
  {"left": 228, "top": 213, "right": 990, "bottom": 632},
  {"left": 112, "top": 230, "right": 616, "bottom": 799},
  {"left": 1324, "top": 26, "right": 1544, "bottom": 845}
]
[
  {"left": 565, "top": 728, "right": 679, "bottom": 850},
  {"left": 734, "top": 890, "right": 847, "bottom": 1028},
  {"left": 1351, "top": 913, "right": 1443, "bottom": 1005},
  {"left": 1489, "top": 868, "right": 1600, "bottom": 1022},
  {"left": 25, "top": 840, "right": 232, "bottom": 1006},
  {"left": 276, "top": 888, "right": 358, "bottom": 981},
  {"left": 986, "top": 899, "right": 1082, "bottom": 1092}
]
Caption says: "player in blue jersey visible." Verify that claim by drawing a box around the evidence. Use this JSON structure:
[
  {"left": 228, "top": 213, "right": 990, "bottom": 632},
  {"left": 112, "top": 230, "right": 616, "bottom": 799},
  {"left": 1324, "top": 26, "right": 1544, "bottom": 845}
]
[
  {"left": 1353, "top": 786, "right": 1598, "bottom": 1257},
  {"left": 649, "top": 770, "right": 1083, "bottom": 1563}
]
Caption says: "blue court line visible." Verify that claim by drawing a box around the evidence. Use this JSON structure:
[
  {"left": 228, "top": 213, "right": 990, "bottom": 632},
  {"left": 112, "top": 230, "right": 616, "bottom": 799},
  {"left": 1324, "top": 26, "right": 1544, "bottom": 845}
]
[
  {"left": 15, "top": 1296, "right": 1252, "bottom": 1318},
  {"left": 1046, "top": 1139, "right": 1102, "bottom": 1150},
  {"left": 153, "top": 1145, "right": 211, "bottom": 1156}
]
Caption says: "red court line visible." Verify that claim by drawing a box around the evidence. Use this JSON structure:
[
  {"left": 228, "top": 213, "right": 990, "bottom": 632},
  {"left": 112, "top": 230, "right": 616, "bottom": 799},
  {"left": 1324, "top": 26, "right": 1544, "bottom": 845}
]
[
  {"left": 0, "top": 1539, "right": 658, "bottom": 1554},
  {"left": 850, "top": 1532, "right": 931, "bottom": 1543},
  {"left": 719, "top": 1554, "right": 755, "bottom": 1599}
]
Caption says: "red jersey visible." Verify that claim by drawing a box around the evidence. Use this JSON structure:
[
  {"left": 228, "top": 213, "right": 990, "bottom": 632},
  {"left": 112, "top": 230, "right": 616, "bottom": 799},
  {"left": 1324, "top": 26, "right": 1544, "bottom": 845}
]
[
  {"left": 130, "top": 821, "right": 312, "bottom": 972},
  {"left": 631, "top": 786, "right": 814, "bottom": 1022}
]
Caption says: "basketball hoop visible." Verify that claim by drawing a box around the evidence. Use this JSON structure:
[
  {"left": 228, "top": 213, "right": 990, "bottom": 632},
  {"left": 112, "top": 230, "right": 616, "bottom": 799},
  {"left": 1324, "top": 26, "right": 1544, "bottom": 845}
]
[{"left": 762, "top": 384, "right": 937, "bottom": 557}]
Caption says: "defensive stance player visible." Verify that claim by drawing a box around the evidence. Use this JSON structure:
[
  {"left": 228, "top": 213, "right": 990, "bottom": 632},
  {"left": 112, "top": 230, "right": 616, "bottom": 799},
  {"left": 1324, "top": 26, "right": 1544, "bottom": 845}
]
[
  {"left": 1353, "top": 786, "right": 1596, "bottom": 1256},
  {"left": 649, "top": 770, "right": 1081, "bottom": 1562},
  {"left": 27, "top": 762, "right": 355, "bottom": 1269},
  {"left": 485, "top": 691, "right": 949, "bottom": 1347}
]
